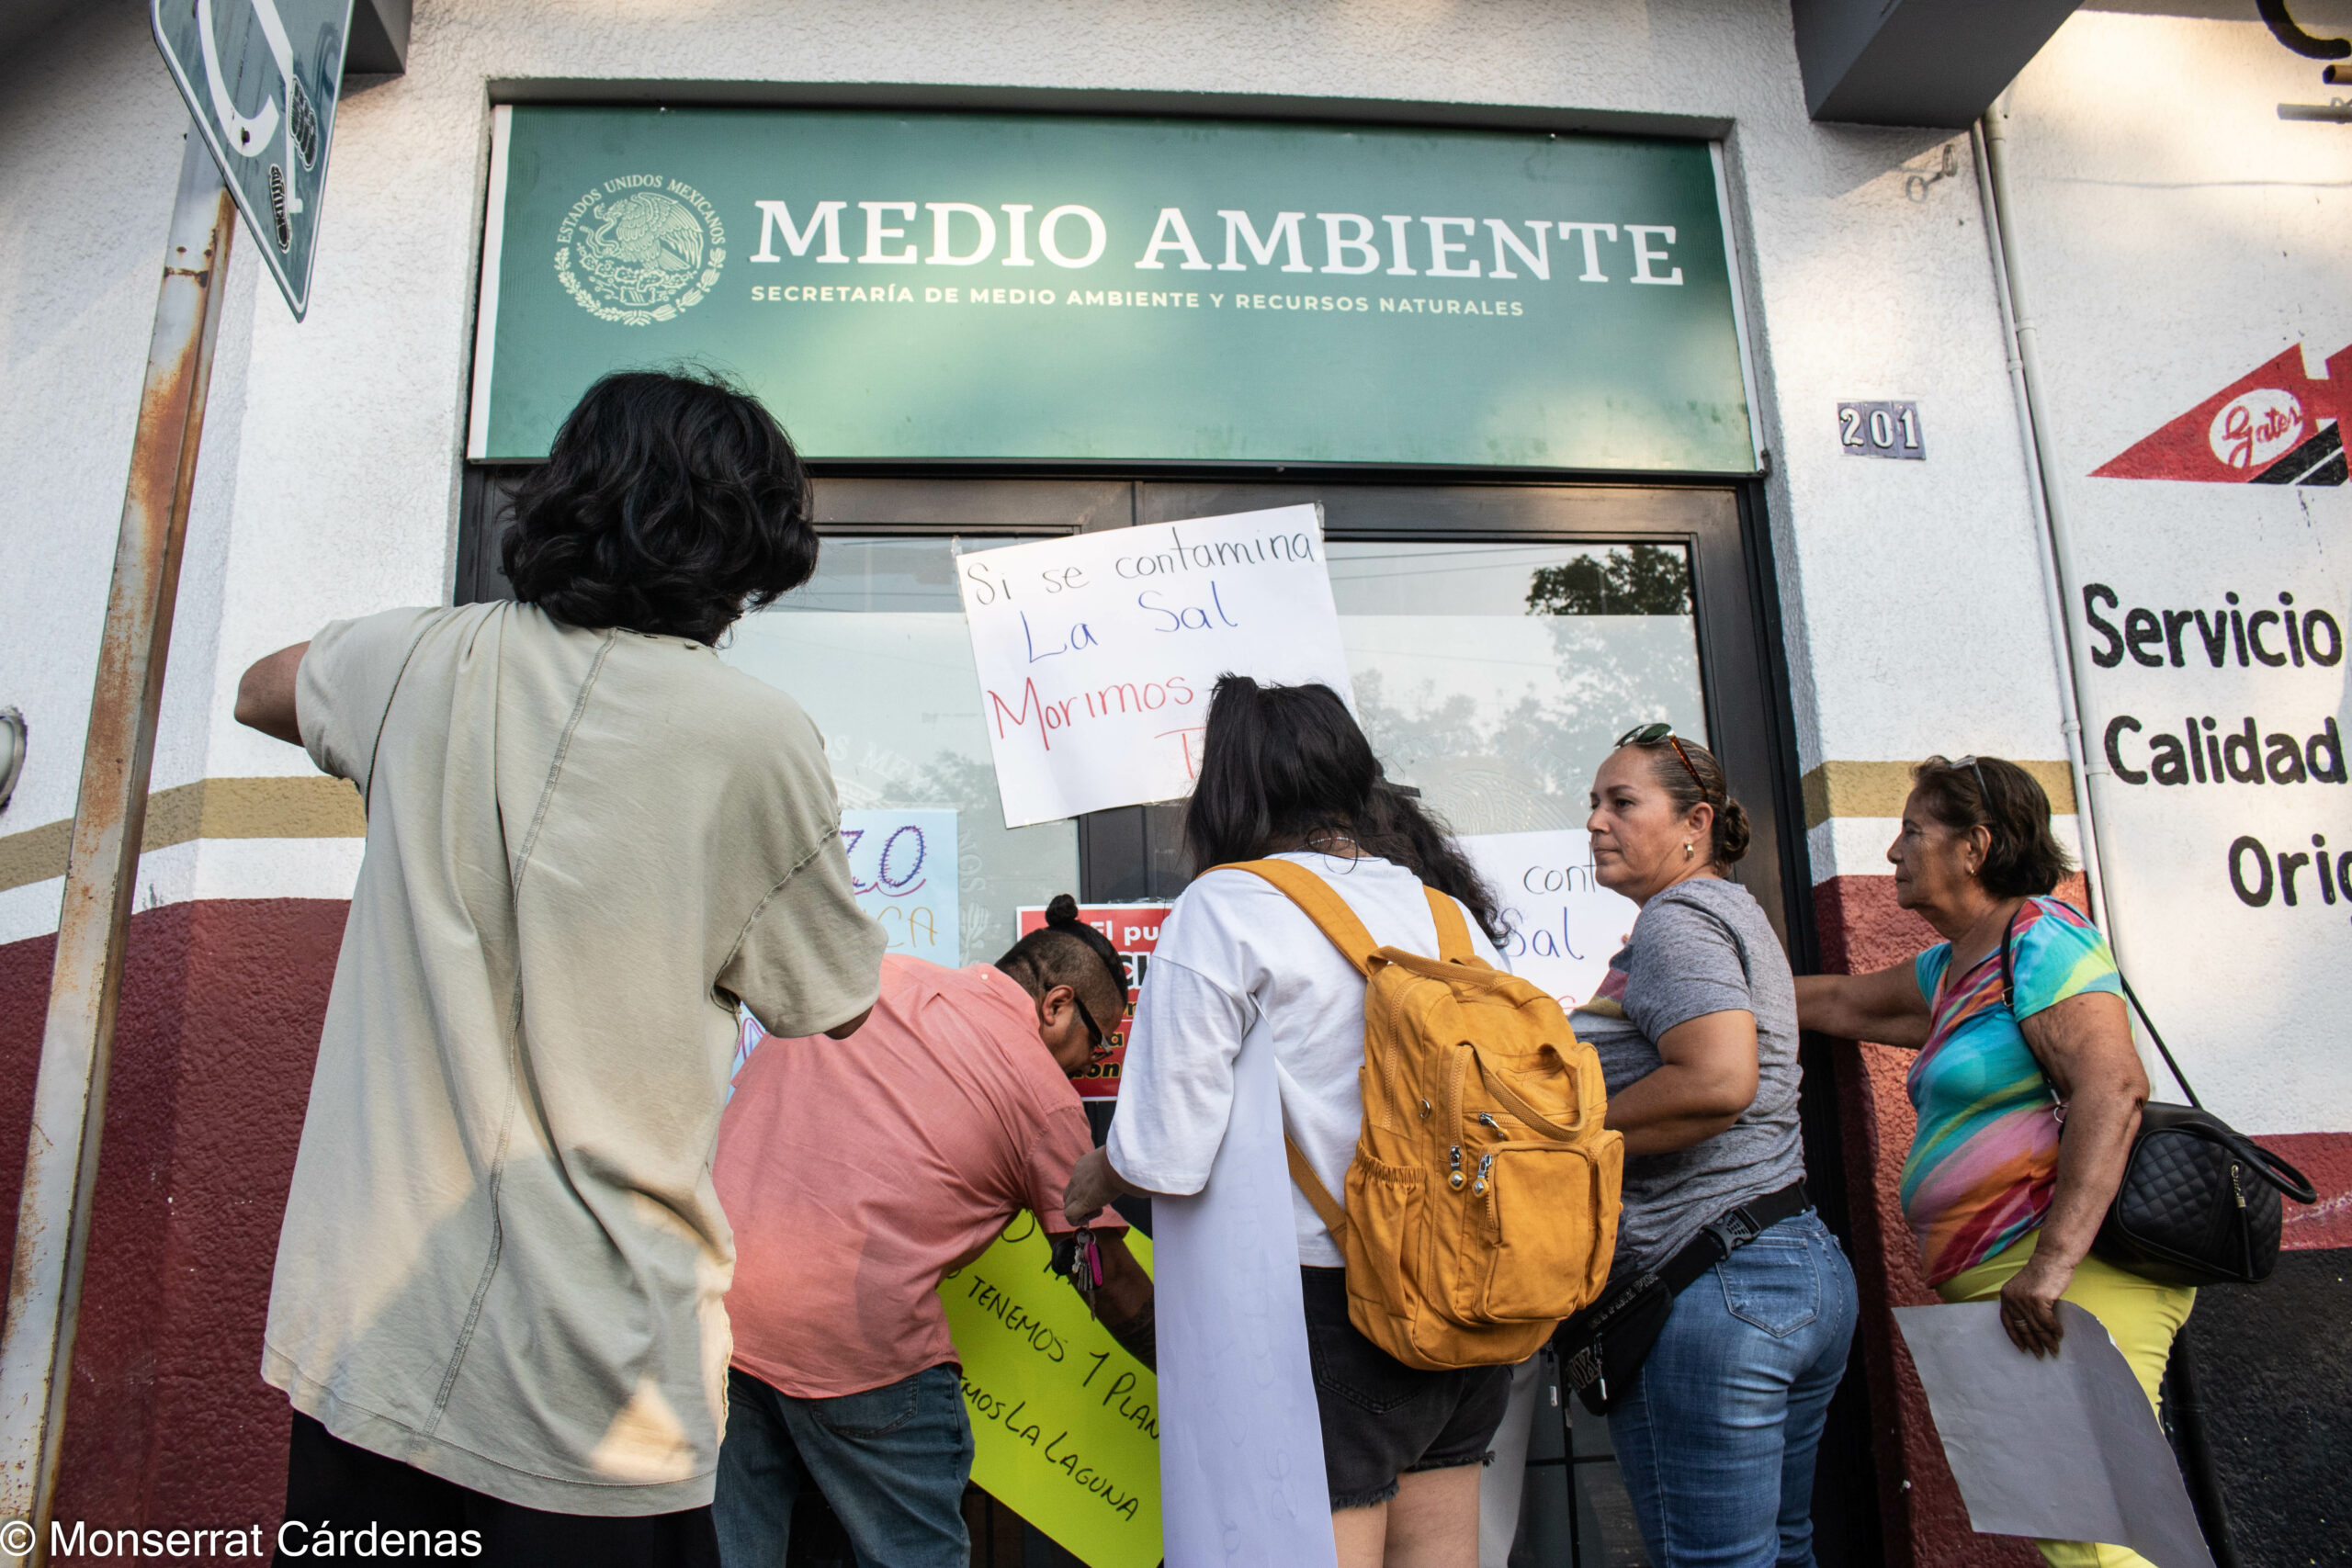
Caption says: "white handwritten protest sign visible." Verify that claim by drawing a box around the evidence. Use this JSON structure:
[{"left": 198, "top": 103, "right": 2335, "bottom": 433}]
[
  {"left": 1459, "top": 829, "right": 1641, "bottom": 1010},
  {"left": 958, "top": 507, "right": 1354, "bottom": 827},
  {"left": 729, "top": 808, "right": 959, "bottom": 1099},
  {"left": 841, "top": 807, "right": 961, "bottom": 962}
]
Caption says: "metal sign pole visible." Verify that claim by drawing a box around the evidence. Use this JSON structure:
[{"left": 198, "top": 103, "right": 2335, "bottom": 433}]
[{"left": 0, "top": 130, "right": 236, "bottom": 1568}]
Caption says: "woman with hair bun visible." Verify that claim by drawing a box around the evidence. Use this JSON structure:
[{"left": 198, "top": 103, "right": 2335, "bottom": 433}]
[
  {"left": 1798, "top": 757, "right": 2171, "bottom": 1568},
  {"left": 1570, "top": 726, "right": 1856, "bottom": 1568}
]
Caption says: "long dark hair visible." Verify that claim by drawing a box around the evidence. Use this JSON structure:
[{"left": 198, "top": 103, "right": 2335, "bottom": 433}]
[
  {"left": 1182, "top": 675, "right": 1503, "bottom": 942},
  {"left": 502, "top": 369, "right": 818, "bottom": 645}
]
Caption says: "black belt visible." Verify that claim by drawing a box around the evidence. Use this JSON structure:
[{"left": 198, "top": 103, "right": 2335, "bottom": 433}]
[
  {"left": 1656, "top": 1179, "right": 1814, "bottom": 1294},
  {"left": 1554, "top": 1179, "right": 1813, "bottom": 1416}
]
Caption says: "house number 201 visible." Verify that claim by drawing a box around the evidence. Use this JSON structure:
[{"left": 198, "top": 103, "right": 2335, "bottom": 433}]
[{"left": 1838, "top": 400, "right": 1925, "bottom": 460}]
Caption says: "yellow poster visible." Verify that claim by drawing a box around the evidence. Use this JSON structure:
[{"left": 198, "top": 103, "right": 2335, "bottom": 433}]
[{"left": 939, "top": 1215, "right": 1160, "bottom": 1568}]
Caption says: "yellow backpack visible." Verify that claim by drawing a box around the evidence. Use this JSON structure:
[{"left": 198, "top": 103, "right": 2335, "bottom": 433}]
[{"left": 1226, "top": 859, "right": 1624, "bottom": 1371}]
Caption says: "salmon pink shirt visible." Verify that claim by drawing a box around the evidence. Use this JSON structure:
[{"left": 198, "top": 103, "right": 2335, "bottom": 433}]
[{"left": 715, "top": 954, "right": 1118, "bottom": 1399}]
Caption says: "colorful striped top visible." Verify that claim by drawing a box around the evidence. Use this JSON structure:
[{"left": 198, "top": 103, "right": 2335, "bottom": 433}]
[{"left": 1901, "top": 897, "right": 2123, "bottom": 1286}]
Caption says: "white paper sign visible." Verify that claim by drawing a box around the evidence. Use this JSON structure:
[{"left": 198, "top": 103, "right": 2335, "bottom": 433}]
[
  {"left": 729, "top": 807, "right": 962, "bottom": 1099},
  {"left": 1459, "top": 829, "right": 1640, "bottom": 1010},
  {"left": 1894, "top": 1302, "right": 2214, "bottom": 1568},
  {"left": 957, "top": 507, "right": 1354, "bottom": 827},
  {"left": 840, "top": 807, "right": 961, "bottom": 963}
]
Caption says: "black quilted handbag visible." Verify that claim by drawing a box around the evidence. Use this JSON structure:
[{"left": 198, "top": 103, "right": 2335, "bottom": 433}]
[{"left": 2002, "top": 908, "right": 2318, "bottom": 1286}]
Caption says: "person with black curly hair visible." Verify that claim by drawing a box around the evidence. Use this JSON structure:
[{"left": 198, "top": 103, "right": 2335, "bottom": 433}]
[{"left": 232, "top": 370, "right": 884, "bottom": 1563}]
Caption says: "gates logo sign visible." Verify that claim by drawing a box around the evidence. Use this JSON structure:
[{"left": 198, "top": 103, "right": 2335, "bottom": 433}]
[
  {"left": 2209, "top": 388, "right": 2304, "bottom": 471},
  {"left": 554, "top": 175, "right": 727, "bottom": 325},
  {"left": 2095, "top": 341, "right": 2347, "bottom": 486}
]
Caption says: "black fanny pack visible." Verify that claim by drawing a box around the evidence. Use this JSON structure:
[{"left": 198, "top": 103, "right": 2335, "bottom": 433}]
[{"left": 1553, "top": 1179, "right": 1811, "bottom": 1416}]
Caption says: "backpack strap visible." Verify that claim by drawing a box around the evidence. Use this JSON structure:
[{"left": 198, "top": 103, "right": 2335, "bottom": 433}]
[
  {"left": 1216, "top": 858, "right": 1392, "bottom": 1240},
  {"left": 1217, "top": 859, "right": 1382, "bottom": 975},
  {"left": 1216, "top": 859, "right": 1476, "bottom": 970},
  {"left": 1283, "top": 1135, "right": 1350, "bottom": 1238},
  {"left": 1424, "top": 886, "right": 1474, "bottom": 964}
]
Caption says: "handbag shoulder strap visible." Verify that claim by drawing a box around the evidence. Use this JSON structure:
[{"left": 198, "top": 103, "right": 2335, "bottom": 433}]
[
  {"left": 2002, "top": 897, "right": 2202, "bottom": 1110},
  {"left": 2007, "top": 903, "right": 2314, "bottom": 1204}
]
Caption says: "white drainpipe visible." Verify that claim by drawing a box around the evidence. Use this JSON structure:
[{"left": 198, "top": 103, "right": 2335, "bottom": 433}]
[{"left": 1973, "top": 101, "right": 2119, "bottom": 942}]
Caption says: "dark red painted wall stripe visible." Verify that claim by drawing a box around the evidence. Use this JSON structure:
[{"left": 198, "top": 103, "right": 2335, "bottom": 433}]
[{"left": 2, "top": 899, "right": 343, "bottom": 1545}]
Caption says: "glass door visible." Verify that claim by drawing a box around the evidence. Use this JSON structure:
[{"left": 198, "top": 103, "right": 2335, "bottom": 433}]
[
  {"left": 1125, "top": 481, "right": 1801, "bottom": 953},
  {"left": 1131, "top": 481, "right": 1788, "bottom": 1568},
  {"left": 1328, "top": 536, "right": 1703, "bottom": 839},
  {"left": 718, "top": 533, "right": 1083, "bottom": 967}
]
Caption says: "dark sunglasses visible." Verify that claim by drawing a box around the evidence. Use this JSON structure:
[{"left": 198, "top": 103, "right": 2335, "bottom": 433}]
[
  {"left": 1070, "top": 991, "right": 1113, "bottom": 1059},
  {"left": 1951, "top": 754, "right": 1992, "bottom": 799},
  {"left": 1615, "top": 722, "right": 1713, "bottom": 804}
]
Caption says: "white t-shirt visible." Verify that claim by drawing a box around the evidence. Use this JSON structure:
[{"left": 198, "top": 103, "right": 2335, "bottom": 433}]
[{"left": 1107, "top": 852, "right": 1505, "bottom": 1268}]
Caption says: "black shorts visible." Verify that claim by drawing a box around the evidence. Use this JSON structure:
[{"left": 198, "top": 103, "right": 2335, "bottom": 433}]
[
  {"left": 276, "top": 1411, "right": 720, "bottom": 1568},
  {"left": 1301, "top": 1266, "right": 1513, "bottom": 1511}
]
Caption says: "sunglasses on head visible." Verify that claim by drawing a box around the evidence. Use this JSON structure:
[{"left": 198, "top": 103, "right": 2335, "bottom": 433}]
[
  {"left": 1615, "top": 722, "right": 1713, "bottom": 804},
  {"left": 1950, "top": 755, "right": 1992, "bottom": 799}
]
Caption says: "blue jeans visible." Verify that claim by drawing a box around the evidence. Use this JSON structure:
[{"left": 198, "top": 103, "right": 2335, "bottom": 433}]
[
  {"left": 1607, "top": 1210, "right": 1859, "bottom": 1568},
  {"left": 714, "top": 1364, "right": 972, "bottom": 1568}
]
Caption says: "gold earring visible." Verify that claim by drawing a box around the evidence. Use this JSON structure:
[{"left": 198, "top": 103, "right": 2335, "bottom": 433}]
[{"left": 1683, "top": 842, "right": 1695, "bottom": 859}]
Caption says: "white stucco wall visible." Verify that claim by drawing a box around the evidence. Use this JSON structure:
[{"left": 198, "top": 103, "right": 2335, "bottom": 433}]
[
  {"left": 4, "top": 0, "right": 2120, "bottom": 947},
  {"left": 0, "top": 4, "right": 218, "bottom": 832},
  {"left": 1999, "top": 8, "right": 2352, "bottom": 1134}
]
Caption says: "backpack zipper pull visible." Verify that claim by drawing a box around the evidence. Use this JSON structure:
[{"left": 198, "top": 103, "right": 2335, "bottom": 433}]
[
  {"left": 1473, "top": 1151, "right": 1494, "bottom": 1195},
  {"left": 1448, "top": 1145, "right": 1464, "bottom": 1190},
  {"left": 1477, "top": 1112, "right": 1501, "bottom": 1132}
]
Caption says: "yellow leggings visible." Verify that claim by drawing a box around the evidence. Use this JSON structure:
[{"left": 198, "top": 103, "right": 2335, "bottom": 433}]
[{"left": 1937, "top": 1232, "right": 2197, "bottom": 1568}]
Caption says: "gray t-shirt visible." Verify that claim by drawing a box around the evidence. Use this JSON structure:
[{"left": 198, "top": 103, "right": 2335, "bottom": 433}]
[{"left": 1575, "top": 877, "right": 1804, "bottom": 1273}]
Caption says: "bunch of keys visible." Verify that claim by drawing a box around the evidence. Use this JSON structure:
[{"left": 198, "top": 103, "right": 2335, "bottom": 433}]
[{"left": 1050, "top": 1224, "right": 1104, "bottom": 1306}]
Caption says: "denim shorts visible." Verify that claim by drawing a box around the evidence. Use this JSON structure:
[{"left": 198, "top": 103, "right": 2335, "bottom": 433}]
[{"left": 1301, "top": 1266, "right": 1513, "bottom": 1510}]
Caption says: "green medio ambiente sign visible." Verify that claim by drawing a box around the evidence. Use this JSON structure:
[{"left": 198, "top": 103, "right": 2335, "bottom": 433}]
[{"left": 470, "top": 106, "right": 1755, "bottom": 471}]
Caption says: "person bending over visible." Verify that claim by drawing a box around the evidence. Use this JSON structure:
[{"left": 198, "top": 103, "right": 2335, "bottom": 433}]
[
  {"left": 712, "top": 897, "right": 1154, "bottom": 1568},
  {"left": 233, "top": 370, "right": 885, "bottom": 1565}
]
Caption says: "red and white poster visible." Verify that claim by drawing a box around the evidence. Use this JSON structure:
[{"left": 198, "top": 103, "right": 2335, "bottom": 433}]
[{"left": 1017, "top": 902, "right": 1172, "bottom": 1100}]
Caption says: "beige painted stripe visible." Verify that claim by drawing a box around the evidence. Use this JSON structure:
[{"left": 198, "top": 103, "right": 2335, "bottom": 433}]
[
  {"left": 0, "top": 764, "right": 2081, "bottom": 886},
  {"left": 1802, "top": 759, "right": 2075, "bottom": 830},
  {"left": 0, "top": 775, "right": 364, "bottom": 893}
]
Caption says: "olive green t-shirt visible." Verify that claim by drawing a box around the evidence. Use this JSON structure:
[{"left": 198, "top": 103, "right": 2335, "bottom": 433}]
[{"left": 263, "top": 602, "right": 884, "bottom": 1514}]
